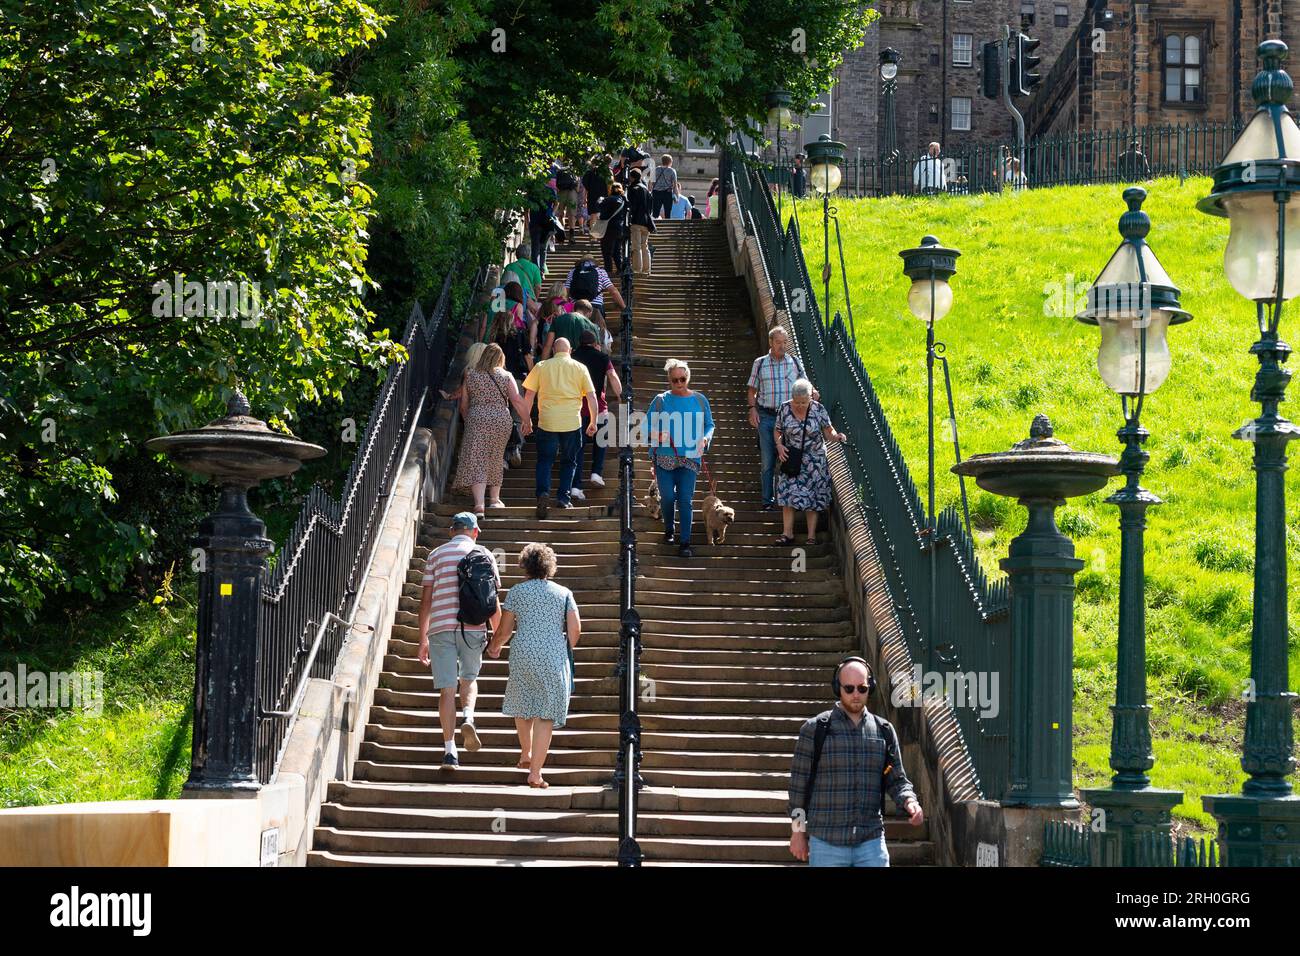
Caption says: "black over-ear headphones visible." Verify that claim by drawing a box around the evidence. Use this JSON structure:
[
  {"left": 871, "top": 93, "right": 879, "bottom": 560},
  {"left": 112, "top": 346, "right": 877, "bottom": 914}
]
[{"left": 831, "top": 656, "right": 876, "bottom": 696}]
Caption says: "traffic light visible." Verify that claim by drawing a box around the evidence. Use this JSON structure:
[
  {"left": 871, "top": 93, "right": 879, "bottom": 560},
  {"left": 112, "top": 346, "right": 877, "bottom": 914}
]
[
  {"left": 1012, "top": 32, "right": 1042, "bottom": 97},
  {"left": 982, "top": 40, "right": 1002, "bottom": 99}
]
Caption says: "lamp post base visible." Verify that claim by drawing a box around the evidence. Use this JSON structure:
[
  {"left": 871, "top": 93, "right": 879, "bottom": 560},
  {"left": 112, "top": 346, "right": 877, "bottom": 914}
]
[
  {"left": 1080, "top": 786, "right": 1184, "bottom": 866},
  {"left": 1201, "top": 793, "right": 1300, "bottom": 866}
]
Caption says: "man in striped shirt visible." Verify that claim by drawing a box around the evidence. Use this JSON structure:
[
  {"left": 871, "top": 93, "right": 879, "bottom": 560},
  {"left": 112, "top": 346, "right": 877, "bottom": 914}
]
[
  {"left": 417, "top": 512, "right": 501, "bottom": 768},
  {"left": 746, "top": 327, "right": 818, "bottom": 510}
]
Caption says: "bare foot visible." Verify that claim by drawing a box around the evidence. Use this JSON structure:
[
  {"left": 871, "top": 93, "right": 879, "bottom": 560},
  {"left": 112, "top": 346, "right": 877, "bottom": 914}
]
[
  {"left": 527, "top": 772, "right": 548, "bottom": 788},
  {"left": 516, "top": 756, "right": 531, "bottom": 769}
]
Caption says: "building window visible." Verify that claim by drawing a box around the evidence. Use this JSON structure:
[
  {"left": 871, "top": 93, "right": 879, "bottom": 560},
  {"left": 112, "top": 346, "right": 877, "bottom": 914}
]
[
  {"left": 951, "top": 97, "right": 972, "bottom": 131},
  {"left": 1021, "top": 0, "right": 1035, "bottom": 26},
  {"left": 1163, "top": 31, "right": 1204, "bottom": 104},
  {"left": 930, "top": 44, "right": 941, "bottom": 66},
  {"left": 953, "top": 34, "right": 973, "bottom": 66},
  {"left": 799, "top": 90, "right": 833, "bottom": 146},
  {"left": 1054, "top": 3, "right": 1069, "bottom": 27},
  {"left": 929, "top": 104, "right": 940, "bottom": 125},
  {"left": 685, "top": 130, "right": 716, "bottom": 153}
]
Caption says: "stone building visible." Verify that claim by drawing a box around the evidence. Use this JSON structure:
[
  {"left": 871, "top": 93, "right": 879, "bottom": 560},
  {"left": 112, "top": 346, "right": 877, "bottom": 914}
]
[
  {"left": 1026, "top": 0, "right": 1300, "bottom": 139},
  {"left": 652, "top": 0, "right": 1090, "bottom": 190}
]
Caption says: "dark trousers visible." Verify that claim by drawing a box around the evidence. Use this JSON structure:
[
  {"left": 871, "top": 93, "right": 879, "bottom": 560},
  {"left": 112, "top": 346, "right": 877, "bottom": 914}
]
[
  {"left": 535, "top": 427, "right": 582, "bottom": 503},
  {"left": 651, "top": 189, "right": 673, "bottom": 218},
  {"left": 601, "top": 226, "right": 627, "bottom": 274},
  {"left": 530, "top": 227, "right": 551, "bottom": 275},
  {"left": 572, "top": 408, "right": 608, "bottom": 489}
]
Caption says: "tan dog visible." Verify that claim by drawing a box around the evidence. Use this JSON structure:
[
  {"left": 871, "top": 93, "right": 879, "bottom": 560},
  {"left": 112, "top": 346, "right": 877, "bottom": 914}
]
[
  {"left": 643, "top": 480, "right": 662, "bottom": 520},
  {"left": 702, "top": 490, "right": 736, "bottom": 545}
]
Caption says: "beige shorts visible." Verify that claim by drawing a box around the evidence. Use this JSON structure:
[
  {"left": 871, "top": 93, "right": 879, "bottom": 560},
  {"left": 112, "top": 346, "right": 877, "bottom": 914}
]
[{"left": 556, "top": 188, "right": 578, "bottom": 210}]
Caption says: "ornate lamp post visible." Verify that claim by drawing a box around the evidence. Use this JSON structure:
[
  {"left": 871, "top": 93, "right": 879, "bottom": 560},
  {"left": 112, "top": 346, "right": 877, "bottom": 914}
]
[
  {"left": 880, "top": 48, "right": 901, "bottom": 168},
  {"left": 1197, "top": 39, "right": 1300, "bottom": 865},
  {"left": 766, "top": 89, "right": 793, "bottom": 221},
  {"left": 900, "top": 236, "right": 973, "bottom": 669},
  {"left": 147, "top": 391, "right": 324, "bottom": 793},
  {"left": 1076, "top": 187, "right": 1191, "bottom": 864},
  {"left": 804, "top": 134, "right": 846, "bottom": 328}
]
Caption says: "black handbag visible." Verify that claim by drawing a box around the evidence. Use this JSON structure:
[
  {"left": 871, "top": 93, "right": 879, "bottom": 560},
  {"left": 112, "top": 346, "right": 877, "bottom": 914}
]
[
  {"left": 487, "top": 369, "right": 524, "bottom": 454},
  {"left": 779, "top": 408, "right": 810, "bottom": 478}
]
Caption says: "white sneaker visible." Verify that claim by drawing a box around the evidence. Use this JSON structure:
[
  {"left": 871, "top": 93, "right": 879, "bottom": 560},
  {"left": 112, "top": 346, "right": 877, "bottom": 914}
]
[
  {"left": 588, "top": 473, "right": 605, "bottom": 488},
  {"left": 570, "top": 488, "right": 587, "bottom": 501}
]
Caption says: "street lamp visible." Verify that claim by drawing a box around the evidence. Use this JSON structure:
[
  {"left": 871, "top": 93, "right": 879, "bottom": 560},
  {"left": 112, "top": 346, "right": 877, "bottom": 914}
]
[
  {"left": 805, "top": 134, "right": 846, "bottom": 328},
  {"left": 1197, "top": 39, "right": 1300, "bottom": 866},
  {"left": 766, "top": 89, "right": 794, "bottom": 221},
  {"left": 880, "top": 48, "right": 901, "bottom": 168},
  {"left": 900, "top": 235, "right": 973, "bottom": 668},
  {"left": 1076, "top": 187, "right": 1191, "bottom": 864}
]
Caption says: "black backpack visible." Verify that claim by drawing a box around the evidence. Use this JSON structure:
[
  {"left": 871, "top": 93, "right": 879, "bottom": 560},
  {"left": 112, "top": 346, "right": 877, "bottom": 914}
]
[
  {"left": 569, "top": 259, "right": 601, "bottom": 301},
  {"left": 556, "top": 168, "right": 578, "bottom": 190},
  {"left": 456, "top": 549, "right": 499, "bottom": 644}
]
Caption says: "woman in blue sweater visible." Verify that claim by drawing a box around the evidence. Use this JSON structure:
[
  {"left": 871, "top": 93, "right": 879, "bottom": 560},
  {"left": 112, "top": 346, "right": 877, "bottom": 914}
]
[{"left": 649, "top": 359, "right": 715, "bottom": 559}]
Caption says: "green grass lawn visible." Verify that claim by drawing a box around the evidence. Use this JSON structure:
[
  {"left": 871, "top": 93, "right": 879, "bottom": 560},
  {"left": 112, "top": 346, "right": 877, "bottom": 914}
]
[
  {"left": 797, "top": 177, "right": 1299, "bottom": 834},
  {"left": 0, "top": 579, "right": 195, "bottom": 807}
]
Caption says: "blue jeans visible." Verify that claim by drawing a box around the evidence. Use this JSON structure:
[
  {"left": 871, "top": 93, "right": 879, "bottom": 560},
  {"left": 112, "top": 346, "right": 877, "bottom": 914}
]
[
  {"left": 536, "top": 427, "right": 581, "bottom": 502},
  {"left": 654, "top": 463, "right": 698, "bottom": 545},
  {"left": 756, "top": 409, "right": 778, "bottom": 505},
  {"left": 808, "top": 834, "right": 890, "bottom": 867}
]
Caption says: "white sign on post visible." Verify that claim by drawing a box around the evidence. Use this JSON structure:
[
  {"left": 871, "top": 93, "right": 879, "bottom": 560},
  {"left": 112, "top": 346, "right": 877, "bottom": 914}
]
[
  {"left": 260, "top": 828, "right": 280, "bottom": 867},
  {"left": 976, "top": 842, "right": 999, "bottom": 867}
]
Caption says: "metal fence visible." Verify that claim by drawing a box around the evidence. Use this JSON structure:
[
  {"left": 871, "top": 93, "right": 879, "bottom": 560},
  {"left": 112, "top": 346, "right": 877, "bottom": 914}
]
[
  {"left": 1041, "top": 819, "right": 1220, "bottom": 867},
  {"left": 726, "top": 143, "right": 1011, "bottom": 801},
  {"left": 767, "top": 121, "right": 1241, "bottom": 199},
  {"left": 254, "top": 265, "right": 481, "bottom": 785}
]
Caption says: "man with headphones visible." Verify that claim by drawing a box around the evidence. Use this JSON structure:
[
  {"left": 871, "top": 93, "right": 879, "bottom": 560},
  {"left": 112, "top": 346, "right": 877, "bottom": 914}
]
[{"left": 787, "top": 656, "right": 924, "bottom": 866}]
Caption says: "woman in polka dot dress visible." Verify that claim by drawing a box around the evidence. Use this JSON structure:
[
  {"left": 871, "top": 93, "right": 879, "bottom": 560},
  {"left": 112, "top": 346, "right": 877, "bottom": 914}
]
[{"left": 487, "top": 542, "right": 581, "bottom": 788}]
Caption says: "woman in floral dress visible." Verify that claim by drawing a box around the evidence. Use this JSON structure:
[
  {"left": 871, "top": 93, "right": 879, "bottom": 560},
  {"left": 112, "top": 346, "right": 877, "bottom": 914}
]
[
  {"left": 774, "top": 378, "right": 847, "bottom": 545},
  {"left": 451, "top": 343, "right": 531, "bottom": 515},
  {"left": 486, "top": 543, "right": 580, "bottom": 788}
]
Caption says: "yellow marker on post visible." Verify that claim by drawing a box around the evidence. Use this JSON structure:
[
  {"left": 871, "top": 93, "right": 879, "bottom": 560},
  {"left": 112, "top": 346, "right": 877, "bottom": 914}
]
[{"left": 220, "top": 583, "right": 233, "bottom": 596}]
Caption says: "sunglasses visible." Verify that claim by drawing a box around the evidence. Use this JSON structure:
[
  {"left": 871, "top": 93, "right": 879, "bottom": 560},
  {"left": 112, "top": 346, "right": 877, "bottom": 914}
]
[
  {"left": 841, "top": 684, "right": 871, "bottom": 695},
  {"left": 670, "top": 376, "right": 687, "bottom": 384}
]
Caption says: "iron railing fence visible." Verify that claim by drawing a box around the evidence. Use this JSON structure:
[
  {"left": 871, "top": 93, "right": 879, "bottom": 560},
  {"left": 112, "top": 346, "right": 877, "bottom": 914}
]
[
  {"left": 727, "top": 144, "right": 1011, "bottom": 801},
  {"left": 614, "top": 230, "right": 644, "bottom": 866},
  {"left": 255, "top": 264, "right": 484, "bottom": 785},
  {"left": 763, "top": 121, "right": 1242, "bottom": 200},
  {"left": 1041, "top": 819, "right": 1220, "bottom": 867}
]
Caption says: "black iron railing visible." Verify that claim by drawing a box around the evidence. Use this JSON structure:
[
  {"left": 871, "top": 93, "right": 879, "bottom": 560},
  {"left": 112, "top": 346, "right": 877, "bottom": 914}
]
[
  {"left": 612, "top": 229, "right": 644, "bottom": 866},
  {"left": 766, "top": 121, "right": 1242, "bottom": 200},
  {"left": 255, "top": 264, "right": 484, "bottom": 785},
  {"left": 727, "top": 144, "right": 1011, "bottom": 800}
]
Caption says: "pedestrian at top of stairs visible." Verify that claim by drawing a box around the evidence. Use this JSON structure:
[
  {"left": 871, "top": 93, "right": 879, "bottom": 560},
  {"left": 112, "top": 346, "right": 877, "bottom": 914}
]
[
  {"left": 648, "top": 359, "right": 715, "bottom": 560},
  {"left": 486, "top": 542, "right": 581, "bottom": 789},
  {"left": 417, "top": 512, "right": 502, "bottom": 769},
  {"left": 788, "top": 657, "right": 925, "bottom": 867}
]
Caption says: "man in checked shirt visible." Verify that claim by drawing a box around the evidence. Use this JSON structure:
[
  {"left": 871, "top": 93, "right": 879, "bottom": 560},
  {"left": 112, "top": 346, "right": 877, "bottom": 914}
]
[
  {"left": 746, "top": 327, "right": 818, "bottom": 511},
  {"left": 788, "top": 657, "right": 924, "bottom": 866}
]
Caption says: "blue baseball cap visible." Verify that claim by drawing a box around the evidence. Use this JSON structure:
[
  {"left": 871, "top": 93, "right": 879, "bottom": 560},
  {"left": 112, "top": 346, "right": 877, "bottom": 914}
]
[{"left": 450, "top": 512, "right": 479, "bottom": 531}]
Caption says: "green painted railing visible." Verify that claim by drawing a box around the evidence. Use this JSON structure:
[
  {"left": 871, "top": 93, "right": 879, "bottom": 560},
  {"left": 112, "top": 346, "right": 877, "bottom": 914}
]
[
  {"left": 724, "top": 144, "right": 1011, "bottom": 801},
  {"left": 1041, "top": 819, "right": 1220, "bottom": 867}
]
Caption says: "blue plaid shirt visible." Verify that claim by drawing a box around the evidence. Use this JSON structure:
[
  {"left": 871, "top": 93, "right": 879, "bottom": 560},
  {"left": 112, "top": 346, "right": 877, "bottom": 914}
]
[
  {"left": 747, "top": 351, "right": 805, "bottom": 411},
  {"left": 788, "top": 705, "right": 916, "bottom": 846}
]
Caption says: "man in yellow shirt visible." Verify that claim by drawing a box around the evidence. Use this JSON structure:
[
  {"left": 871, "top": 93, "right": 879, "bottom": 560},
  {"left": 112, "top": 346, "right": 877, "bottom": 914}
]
[{"left": 522, "top": 337, "right": 598, "bottom": 517}]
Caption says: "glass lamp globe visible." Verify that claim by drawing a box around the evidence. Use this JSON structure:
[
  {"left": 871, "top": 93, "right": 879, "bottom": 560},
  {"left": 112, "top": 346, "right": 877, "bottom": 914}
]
[
  {"left": 1221, "top": 190, "right": 1300, "bottom": 301},
  {"left": 881, "top": 61, "right": 898, "bottom": 81},
  {"left": 907, "top": 278, "right": 953, "bottom": 323},
  {"left": 810, "top": 161, "right": 842, "bottom": 195},
  {"left": 768, "top": 105, "right": 793, "bottom": 128},
  {"left": 1096, "top": 311, "right": 1174, "bottom": 395}
]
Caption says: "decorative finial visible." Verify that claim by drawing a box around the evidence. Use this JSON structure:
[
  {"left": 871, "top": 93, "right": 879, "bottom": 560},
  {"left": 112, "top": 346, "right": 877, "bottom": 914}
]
[
  {"left": 228, "top": 390, "right": 251, "bottom": 418},
  {"left": 1119, "top": 187, "right": 1150, "bottom": 242},
  {"left": 1030, "top": 414, "right": 1054, "bottom": 440},
  {"left": 1253, "top": 40, "right": 1293, "bottom": 107}
]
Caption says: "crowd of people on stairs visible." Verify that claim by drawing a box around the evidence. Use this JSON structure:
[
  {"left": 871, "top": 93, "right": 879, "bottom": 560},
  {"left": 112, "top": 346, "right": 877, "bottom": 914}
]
[{"left": 416, "top": 159, "right": 925, "bottom": 865}]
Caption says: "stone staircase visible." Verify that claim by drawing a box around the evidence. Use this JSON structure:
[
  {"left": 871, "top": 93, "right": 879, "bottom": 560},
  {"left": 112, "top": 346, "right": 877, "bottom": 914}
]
[{"left": 308, "top": 220, "right": 934, "bottom": 866}]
